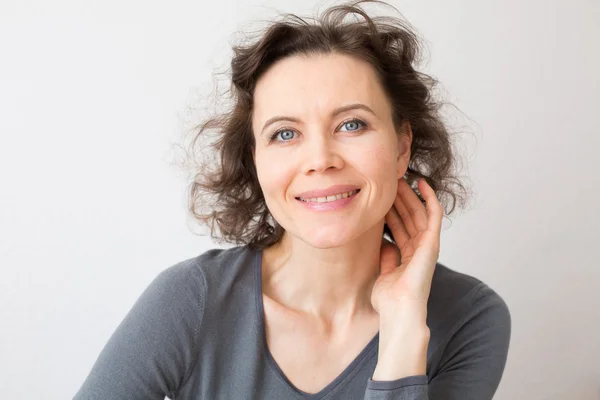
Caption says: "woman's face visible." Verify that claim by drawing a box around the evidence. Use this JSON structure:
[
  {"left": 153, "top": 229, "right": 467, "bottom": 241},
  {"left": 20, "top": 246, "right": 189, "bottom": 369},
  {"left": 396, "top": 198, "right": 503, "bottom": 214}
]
[{"left": 252, "top": 52, "right": 411, "bottom": 248}]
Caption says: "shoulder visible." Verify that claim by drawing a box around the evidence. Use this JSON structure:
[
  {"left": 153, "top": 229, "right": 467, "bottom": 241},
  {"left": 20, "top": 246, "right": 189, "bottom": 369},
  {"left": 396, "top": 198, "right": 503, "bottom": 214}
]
[
  {"left": 155, "top": 244, "right": 258, "bottom": 306},
  {"left": 428, "top": 262, "right": 511, "bottom": 334},
  {"left": 425, "top": 263, "right": 512, "bottom": 395},
  {"left": 157, "top": 245, "right": 255, "bottom": 288}
]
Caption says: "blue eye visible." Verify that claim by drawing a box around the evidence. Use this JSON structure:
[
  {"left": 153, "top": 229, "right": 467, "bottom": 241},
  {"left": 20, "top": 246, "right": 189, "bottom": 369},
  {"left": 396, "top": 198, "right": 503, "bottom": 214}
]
[
  {"left": 268, "top": 118, "right": 367, "bottom": 143},
  {"left": 339, "top": 119, "right": 366, "bottom": 132},
  {"left": 270, "top": 129, "right": 296, "bottom": 142}
]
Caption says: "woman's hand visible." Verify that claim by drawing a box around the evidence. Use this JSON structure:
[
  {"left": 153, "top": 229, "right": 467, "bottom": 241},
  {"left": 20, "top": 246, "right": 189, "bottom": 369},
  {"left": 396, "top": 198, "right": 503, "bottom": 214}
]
[
  {"left": 371, "top": 177, "right": 443, "bottom": 317},
  {"left": 370, "top": 177, "right": 443, "bottom": 380}
]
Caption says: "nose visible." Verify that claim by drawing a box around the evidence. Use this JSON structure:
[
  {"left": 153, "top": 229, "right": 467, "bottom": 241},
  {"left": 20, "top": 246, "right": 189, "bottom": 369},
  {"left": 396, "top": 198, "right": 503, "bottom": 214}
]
[{"left": 301, "top": 133, "right": 344, "bottom": 174}]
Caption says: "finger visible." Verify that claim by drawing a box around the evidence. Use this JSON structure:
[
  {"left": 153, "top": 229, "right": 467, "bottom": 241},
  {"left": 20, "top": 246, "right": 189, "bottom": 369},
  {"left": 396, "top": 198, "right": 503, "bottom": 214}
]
[
  {"left": 405, "top": 240, "right": 437, "bottom": 299},
  {"left": 418, "top": 178, "right": 443, "bottom": 235},
  {"left": 393, "top": 195, "right": 415, "bottom": 237},
  {"left": 385, "top": 205, "right": 410, "bottom": 249},
  {"left": 379, "top": 240, "right": 400, "bottom": 276},
  {"left": 393, "top": 180, "right": 418, "bottom": 237},
  {"left": 398, "top": 178, "right": 428, "bottom": 233}
]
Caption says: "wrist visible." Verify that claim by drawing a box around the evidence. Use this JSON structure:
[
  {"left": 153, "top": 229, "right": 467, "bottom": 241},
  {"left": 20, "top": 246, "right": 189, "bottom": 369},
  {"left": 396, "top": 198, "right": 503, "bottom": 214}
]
[{"left": 372, "top": 329, "right": 429, "bottom": 381}]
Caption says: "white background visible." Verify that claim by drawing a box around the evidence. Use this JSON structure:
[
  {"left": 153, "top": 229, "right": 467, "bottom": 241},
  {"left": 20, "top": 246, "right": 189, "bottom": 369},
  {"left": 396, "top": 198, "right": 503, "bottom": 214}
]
[{"left": 1, "top": 0, "right": 598, "bottom": 399}]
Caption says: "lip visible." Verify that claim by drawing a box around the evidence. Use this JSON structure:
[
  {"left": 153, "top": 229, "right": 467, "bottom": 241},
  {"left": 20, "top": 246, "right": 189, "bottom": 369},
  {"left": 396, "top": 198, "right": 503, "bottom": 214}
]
[
  {"left": 295, "top": 189, "right": 360, "bottom": 212},
  {"left": 294, "top": 185, "right": 361, "bottom": 199}
]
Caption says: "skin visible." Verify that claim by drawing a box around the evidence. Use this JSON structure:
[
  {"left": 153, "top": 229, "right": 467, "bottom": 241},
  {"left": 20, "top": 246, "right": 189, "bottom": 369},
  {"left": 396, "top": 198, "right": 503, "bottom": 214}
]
[{"left": 251, "top": 52, "right": 442, "bottom": 388}]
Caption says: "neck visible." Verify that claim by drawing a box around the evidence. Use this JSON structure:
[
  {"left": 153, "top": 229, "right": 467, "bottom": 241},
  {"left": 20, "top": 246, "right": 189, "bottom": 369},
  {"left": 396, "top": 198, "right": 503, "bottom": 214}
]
[{"left": 261, "top": 221, "right": 385, "bottom": 325}]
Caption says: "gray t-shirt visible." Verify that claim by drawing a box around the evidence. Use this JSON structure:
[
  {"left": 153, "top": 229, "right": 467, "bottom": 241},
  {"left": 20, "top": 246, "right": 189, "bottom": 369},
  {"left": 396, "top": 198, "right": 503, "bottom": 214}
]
[{"left": 74, "top": 245, "right": 511, "bottom": 399}]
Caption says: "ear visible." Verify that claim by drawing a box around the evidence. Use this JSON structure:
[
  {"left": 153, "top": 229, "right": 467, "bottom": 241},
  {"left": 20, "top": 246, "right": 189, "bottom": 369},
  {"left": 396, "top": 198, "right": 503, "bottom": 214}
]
[{"left": 396, "top": 120, "right": 413, "bottom": 178}]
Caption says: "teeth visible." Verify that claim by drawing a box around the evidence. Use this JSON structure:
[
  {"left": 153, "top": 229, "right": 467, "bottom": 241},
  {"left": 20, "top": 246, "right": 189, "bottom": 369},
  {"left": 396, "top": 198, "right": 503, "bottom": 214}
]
[{"left": 299, "top": 189, "right": 359, "bottom": 203}]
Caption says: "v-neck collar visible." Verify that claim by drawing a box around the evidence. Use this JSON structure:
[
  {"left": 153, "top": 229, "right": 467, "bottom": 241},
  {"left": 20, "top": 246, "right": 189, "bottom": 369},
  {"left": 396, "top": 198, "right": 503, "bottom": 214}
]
[{"left": 252, "top": 246, "right": 380, "bottom": 398}]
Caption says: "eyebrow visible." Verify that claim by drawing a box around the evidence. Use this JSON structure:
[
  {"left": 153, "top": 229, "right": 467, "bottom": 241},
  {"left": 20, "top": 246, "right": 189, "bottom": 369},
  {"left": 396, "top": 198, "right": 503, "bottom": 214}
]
[{"left": 260, "top": 103, "right": 377, "bottom": 134}]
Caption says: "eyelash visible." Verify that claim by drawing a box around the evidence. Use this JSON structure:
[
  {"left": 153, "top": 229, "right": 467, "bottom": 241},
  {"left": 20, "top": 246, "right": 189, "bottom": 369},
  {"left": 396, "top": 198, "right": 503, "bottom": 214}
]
[{"left": 268, "top": 118, "right": 368, "bottom": 143}]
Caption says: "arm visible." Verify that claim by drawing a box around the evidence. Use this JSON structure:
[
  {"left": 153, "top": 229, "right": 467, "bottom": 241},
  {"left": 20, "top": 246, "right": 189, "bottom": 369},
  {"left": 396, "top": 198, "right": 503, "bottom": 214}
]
[
  {"left": 73, "top": 261, "right": 206, "bottom": 400},
  {"left": 363, "top": 283, "right": 512, "bottom": 399}
]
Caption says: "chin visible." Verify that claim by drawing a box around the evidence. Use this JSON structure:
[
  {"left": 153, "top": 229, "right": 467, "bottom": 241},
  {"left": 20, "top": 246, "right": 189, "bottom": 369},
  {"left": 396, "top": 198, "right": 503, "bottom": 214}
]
[
  {"left": 303, "top": 238, "right": 345, "bottom": 249},
  {"left": 297, "top": 225, "right": 359, "bottom": 249}
]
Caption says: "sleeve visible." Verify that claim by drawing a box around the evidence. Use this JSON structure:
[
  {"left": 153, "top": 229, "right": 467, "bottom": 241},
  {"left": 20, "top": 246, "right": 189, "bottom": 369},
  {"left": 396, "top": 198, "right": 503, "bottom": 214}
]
[
  {"left": 73, "top": 261, "right": 206, "bottom": 400},
  {"left": 362, "top": 283, "right": 512, "bottom": 400}
]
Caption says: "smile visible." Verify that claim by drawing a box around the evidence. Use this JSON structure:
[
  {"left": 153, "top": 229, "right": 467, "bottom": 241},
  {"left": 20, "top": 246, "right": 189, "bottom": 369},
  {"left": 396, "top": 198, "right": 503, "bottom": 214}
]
[{"left": 296, "top": 189, "right": 360, "bottom": 203}]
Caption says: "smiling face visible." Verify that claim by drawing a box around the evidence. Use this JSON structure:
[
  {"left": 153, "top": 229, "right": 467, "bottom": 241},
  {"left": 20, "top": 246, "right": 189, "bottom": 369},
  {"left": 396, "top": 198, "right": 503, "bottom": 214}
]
[{"left": 252, "top": 52, "right": 412, "bottom": 248}]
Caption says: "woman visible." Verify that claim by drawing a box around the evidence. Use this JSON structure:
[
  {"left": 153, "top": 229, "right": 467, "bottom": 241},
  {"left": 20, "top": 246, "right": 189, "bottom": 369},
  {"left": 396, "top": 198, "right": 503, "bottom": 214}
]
[{"left": 75, "top": 1, "right": 511, "bottom": 399}]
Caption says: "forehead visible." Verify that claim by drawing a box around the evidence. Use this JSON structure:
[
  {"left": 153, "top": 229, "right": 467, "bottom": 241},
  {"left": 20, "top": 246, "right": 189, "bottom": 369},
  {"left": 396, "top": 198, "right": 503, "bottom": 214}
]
[{"left": 252, "top": 53, "right": 390, "bottom": 124}]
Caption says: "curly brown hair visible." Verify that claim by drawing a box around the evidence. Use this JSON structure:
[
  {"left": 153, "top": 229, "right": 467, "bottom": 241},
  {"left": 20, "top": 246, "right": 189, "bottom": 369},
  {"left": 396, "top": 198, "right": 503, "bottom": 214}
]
[{"left": 178, "top": 0, "right": 472, "bottom": 249}]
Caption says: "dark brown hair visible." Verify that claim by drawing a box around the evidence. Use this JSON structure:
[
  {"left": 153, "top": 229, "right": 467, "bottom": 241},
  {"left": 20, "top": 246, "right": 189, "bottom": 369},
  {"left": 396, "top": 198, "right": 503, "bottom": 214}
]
[{"left": 179, "top": 0, "right": 471, "bottom": 249}]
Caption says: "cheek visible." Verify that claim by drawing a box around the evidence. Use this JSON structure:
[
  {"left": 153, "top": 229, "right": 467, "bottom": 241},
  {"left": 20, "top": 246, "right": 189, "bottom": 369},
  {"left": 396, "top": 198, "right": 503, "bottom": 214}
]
[
  {"left": 356, "top": 143, "right": 399, "bottom": 215},
  {"left": 255, "top": 150, "right": 294, "bottom": 203},
  {"left": 357, "top": 143, "right": 398, "bottom": 183}
]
